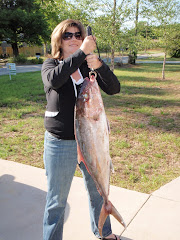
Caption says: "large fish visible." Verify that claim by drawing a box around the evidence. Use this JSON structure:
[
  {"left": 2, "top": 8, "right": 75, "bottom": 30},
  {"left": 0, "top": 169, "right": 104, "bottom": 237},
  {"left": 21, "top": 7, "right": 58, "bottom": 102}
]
[{"left": 75, "top": 72, "right": 126, "bottom": 237}]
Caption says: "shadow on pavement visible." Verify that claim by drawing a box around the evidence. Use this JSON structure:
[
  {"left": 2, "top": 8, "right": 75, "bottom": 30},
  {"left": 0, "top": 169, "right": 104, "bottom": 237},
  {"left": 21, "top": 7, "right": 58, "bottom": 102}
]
[{"left": 0, "top": 174, "right": 70, "bottom": 240}]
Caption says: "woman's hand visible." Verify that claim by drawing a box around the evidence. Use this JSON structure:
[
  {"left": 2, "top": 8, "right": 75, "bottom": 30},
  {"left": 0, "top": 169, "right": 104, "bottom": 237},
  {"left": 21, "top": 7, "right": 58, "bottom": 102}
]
[
  {"left": 80, "top": 35, "right": 96, "bottom": 55},
  {"left": 86, "top": 54, "right": 102, "bottom": 70}
]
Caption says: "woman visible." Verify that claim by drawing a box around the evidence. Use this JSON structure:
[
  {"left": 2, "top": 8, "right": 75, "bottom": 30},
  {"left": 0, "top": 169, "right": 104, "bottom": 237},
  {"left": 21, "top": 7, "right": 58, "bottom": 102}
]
[{"left": 41, "top": 19, "right": 121, "bottom": 240}]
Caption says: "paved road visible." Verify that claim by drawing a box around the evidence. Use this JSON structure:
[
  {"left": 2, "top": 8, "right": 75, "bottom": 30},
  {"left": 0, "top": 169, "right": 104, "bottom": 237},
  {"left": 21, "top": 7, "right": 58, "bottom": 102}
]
[
  {"left": 0, "top": 64, "right": 42, "bottom": 76},
  {"left": 0, "top": 54, "right": 179, "bottom": 76}
]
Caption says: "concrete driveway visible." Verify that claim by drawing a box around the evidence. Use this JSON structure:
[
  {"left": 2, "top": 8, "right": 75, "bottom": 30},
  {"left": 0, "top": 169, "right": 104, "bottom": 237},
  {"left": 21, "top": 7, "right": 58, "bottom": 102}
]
[{"left": 0, "top": 159, "right": 180, "bottom": 240}]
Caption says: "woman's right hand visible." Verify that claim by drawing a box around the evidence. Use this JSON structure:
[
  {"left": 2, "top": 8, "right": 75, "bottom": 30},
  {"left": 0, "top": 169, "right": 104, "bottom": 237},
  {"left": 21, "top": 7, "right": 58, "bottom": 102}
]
[{"left": 80, "top": 35, "right": 96, "bottom": 55}]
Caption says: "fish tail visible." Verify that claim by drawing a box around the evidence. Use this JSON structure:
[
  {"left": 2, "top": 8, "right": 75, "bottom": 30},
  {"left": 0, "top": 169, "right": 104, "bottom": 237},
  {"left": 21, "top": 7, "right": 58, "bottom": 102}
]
[
  {"left": 110, "top": 201, "right": 126, "bottom": 228},
  {"left": 98, "top": 200, "right": 126, "bottom": 237},
  {"left": 98, "top": 202, "right": 109, "bottom": 237}
]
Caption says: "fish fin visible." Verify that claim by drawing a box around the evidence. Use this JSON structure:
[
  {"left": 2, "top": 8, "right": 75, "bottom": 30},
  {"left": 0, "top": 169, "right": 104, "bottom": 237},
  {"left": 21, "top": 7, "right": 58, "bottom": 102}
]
[
  {"left": 98, "top": 201, "right": 126, "bottom": 237},
  {"left": 98, "top": 203, "right": 109, "bottom": 237},
  {"left": 110, "top": 201, "right": 126, "bottom": 228},
  {"left": 77, "top": 143, "right": 92, "bottom": 175},
  {"left": 106, "top": 117, "right": 110, "bottom": 134},
  {"left": 77, "top": 143, "right": 84, "bottom": 164},
  {"left": 110, "top": 158, "right": 114, "bottom": 173}
]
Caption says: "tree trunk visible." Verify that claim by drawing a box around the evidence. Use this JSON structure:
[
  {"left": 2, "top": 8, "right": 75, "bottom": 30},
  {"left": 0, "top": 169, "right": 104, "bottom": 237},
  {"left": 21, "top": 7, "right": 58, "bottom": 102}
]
[
  {"left": 135, "top": 0, "right": 140, "bottom": 36},
  {"left": 162, "top": 52, "right": 166, "bottom": 80},
  {"left": 133, "top": 0, "right": 140, "bottom": 65},
  {"left": 11, "top": 42, "right": 19, "bottom": 57},
  {"left": 145, "top": 23, "right": 147, "bottom": 52},
  {"left": 110, "top": 0, "right": 116, "bottom": 72},
  {"left": 106, "top": 51, "right": 110, "bottom": 64},
  {"left": 43, "top": 43, "right": 47, "bottom": 56},
  {"left": 111, "top": 48, "right": 115, "bottom": 72}
]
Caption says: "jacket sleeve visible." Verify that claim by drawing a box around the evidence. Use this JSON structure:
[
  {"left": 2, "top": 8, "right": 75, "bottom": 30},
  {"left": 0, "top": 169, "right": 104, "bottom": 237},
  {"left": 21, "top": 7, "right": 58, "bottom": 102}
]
[
  {"left": 41, "top": 49, "right": 86, "bottom": 89},
  {"left": 96, "top": 61, "right": 120, "bottom": 95}
]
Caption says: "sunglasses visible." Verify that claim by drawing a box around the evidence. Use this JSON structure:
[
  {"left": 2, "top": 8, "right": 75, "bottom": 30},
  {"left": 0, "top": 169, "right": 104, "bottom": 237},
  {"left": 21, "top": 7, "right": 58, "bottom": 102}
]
[{"left": 62, "top": 32, "right": 82, "bottom": 40}]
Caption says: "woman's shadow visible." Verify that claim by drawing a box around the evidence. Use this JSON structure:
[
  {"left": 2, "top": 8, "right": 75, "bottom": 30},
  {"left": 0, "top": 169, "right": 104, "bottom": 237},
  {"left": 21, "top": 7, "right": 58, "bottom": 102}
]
[{"left": 0, "top": 174, "right": 70, "bottom": 240}]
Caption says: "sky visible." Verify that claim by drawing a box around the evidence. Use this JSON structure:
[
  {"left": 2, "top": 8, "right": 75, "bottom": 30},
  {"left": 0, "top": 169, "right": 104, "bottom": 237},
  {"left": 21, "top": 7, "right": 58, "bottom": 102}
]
[{"left": 65, "top": 0, "right": 180, "bottom": 29}]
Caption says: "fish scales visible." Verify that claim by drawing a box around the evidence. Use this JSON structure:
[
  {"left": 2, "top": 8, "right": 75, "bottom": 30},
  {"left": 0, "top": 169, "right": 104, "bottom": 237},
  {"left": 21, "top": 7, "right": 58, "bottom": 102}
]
[
  {"left": 75, "top": 75, "right": 126, "bottom": 236},
  {"left": 75, "top": 77, "right": 110, "bottom": 197}
]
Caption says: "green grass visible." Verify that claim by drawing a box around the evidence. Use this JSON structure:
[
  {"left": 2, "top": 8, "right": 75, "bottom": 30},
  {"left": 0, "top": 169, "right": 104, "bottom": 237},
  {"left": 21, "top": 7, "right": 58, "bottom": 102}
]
[
  {"left": 0, "top": 72, "right": 45, "bottom": 167},
  {"left": 0, "top": 63, "right": 180, "bottom": 193},
  {"left": 138, "top": 49, "right": 163, "bottom": 55},
  {"left": 138, "top": 56, "right": 180, "bottom": 61}
]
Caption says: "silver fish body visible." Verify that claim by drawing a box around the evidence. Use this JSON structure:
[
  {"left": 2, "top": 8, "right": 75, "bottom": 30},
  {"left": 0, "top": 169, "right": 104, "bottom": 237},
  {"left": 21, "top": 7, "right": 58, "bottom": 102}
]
[{"left": 75, "top": 74, "right": 126, "bottom": 236}]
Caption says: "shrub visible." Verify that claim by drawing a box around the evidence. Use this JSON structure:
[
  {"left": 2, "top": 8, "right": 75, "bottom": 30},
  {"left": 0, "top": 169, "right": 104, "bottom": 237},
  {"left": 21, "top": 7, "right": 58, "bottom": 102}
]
[
  {"left": 10, "top": 54, "right": 28, "bottom": 64},
  {"left": 169, "top": 49, "right": 180, "bottom": 58},
  {"left": 30, "top": 58, "right": 43, "bottom": 64}
]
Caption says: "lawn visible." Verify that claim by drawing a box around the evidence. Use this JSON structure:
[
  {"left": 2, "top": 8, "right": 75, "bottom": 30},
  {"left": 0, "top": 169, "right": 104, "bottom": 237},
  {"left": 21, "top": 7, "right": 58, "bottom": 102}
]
[
  {"left": 0, "top": 63, "right": 179, "bottom": 193},
  {"left": 137, "top": 56, "right": 180, "bottom": 61}
]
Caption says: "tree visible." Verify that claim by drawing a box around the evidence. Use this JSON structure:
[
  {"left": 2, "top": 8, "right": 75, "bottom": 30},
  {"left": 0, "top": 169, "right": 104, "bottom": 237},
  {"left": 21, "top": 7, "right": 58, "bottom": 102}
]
[
  {"left": 168, "top": 24, "right": 180, "bottom": 58},
  {"left": 0, "top": 0, "right": 49, "bottom": 57},
  {"left": 93, "top": 0, "right": 132, "bottom": 71},
  {"left": 69, "top": 0, "right": 100, "bottom": 24},
  {"left": 39, "top": 0, "right": 87, "bottom": 32},
  {"left": 142, "top": 0, "right": 180, "bottom": 79},
  {"left": 128, "top": 21, "right": 157, "bottom": 53}
]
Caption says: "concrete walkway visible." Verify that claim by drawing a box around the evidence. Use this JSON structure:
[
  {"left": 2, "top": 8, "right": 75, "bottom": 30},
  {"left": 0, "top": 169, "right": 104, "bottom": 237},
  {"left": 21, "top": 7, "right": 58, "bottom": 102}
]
[{"left": 0, "top": 159, "right": 180, "bottom": 240}]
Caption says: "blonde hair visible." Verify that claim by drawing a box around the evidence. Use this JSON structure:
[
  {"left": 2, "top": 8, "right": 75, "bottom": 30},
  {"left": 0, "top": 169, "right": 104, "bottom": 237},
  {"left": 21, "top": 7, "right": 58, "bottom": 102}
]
[{"left": 51, "top": 19, "right": 86, "bottom": 59}]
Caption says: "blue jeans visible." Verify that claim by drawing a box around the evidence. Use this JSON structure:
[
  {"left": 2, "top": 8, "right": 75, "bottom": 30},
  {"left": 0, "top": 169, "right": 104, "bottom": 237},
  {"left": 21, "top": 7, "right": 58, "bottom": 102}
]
[{"left": 43, "top": 131, "right": 112, "bottom": 240}]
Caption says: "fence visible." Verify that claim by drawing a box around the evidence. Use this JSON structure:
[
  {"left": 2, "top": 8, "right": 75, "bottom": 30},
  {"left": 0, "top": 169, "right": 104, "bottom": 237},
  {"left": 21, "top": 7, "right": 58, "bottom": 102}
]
[{"left": 0, "top": 46, "right": 45, "bottom": 57}]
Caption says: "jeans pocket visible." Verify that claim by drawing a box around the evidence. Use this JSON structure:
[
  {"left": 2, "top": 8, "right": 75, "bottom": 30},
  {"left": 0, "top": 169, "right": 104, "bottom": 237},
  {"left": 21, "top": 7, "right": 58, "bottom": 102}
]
[{"left": 45, "top": 131, "right": 60, "bottom": 142}]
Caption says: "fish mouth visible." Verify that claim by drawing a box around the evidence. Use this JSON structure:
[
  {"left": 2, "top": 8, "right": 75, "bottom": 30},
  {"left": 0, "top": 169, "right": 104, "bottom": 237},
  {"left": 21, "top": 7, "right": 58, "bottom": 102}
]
[{"left": 89, "top": 71, "right": 97, "bottom": 81}]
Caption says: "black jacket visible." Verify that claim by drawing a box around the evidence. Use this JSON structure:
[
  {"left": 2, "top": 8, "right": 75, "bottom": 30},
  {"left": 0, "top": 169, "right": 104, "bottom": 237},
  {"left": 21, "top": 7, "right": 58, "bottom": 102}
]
[{"left": 41, "top": 49, "right": 120, "bottom": 140}]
